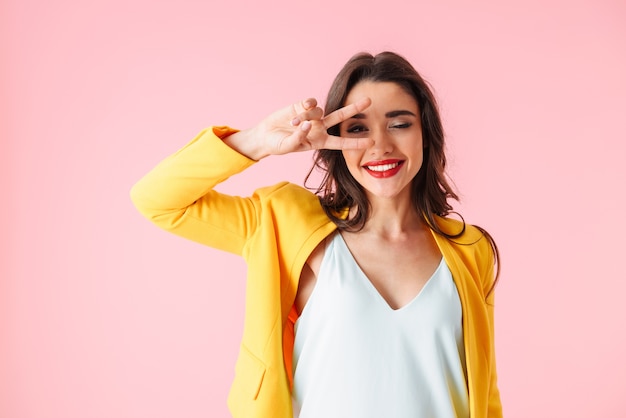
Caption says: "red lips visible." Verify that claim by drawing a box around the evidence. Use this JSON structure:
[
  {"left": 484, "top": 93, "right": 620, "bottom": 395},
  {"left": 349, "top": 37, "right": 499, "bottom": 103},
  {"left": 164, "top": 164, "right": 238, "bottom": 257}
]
[{"left": 363, "top": 159, "right": 405, "bottom": 178}]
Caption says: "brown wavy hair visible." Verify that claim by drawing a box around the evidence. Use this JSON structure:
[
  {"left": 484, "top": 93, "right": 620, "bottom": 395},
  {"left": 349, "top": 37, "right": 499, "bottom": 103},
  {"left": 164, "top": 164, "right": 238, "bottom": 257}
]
[{"left": 305, "top": 51, "right": 500, "bottom": 293}]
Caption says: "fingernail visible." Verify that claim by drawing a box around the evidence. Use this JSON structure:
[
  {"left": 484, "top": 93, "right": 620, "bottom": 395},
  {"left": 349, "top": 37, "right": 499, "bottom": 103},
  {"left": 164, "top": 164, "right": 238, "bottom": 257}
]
[
  {"left": 301, "top": 121, "right": 311, "bottom": 131},
  {"left": 291, "top": 117, "right": 301, "bottom": 126}
]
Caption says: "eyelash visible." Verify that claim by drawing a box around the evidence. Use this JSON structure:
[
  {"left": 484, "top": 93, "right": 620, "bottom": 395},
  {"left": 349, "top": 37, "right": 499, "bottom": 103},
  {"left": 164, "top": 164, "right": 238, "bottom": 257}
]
[
  {"left": 347, "top": 125, "right": 367, "bottom": 133},
  {"left": 346, "top": 122, "right": 412, "bottom": 133}
]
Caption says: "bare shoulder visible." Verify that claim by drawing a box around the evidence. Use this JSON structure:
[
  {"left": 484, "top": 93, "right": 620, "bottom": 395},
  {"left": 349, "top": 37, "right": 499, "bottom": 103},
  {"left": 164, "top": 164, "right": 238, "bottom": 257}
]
[{"left": 295, "top": 234, "right": 331, "bottom": 315}]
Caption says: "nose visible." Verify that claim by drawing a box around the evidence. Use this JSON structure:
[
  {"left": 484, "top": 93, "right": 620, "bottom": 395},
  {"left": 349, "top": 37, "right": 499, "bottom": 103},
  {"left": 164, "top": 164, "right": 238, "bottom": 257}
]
[{"left": 369, "top": 129, "right": 394, "bottom": 156}]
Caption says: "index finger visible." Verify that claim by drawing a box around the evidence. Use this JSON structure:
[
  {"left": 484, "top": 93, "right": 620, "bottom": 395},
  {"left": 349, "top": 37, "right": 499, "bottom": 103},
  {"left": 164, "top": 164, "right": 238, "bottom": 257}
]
[
  {"left": 322, "top": 97, "right": 372, "bottom": 129},
  {"left": 321, "top": 135, "right": 373, "bottom": 151}
]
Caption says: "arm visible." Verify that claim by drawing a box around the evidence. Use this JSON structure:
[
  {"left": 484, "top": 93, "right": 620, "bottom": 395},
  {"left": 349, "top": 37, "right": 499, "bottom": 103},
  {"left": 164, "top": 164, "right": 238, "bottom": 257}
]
[
  {"left": 130, "top": 98, "right": 373, "bottom": 254},
  {"left": 486, "top": 299, "right": 503, "bottom": 417},
  {"left": 130, "top": 126, "right": 258, "bottom": 254},
  {"left": 480, "top": 237, "right": 503, "bottom": 417}
]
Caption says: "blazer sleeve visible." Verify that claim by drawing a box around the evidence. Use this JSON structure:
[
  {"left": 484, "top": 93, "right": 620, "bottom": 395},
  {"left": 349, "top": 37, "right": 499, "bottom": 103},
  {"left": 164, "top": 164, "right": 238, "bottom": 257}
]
[
  {"left": 130, "top": 126, "right": 259, "bottom": 255},
  {"left": 480, "top": 237, "right": 503, "bottom": 418}
]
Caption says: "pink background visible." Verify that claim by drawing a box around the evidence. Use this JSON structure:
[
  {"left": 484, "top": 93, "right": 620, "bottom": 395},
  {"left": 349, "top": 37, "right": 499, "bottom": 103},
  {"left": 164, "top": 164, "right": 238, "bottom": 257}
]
[{"left": 2, "top": 0, "right": 625, "bottom": 417}]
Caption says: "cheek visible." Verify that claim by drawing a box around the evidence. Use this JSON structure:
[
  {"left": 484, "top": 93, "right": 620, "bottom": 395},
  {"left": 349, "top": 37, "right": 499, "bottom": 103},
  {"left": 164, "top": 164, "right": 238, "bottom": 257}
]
[
  {"left": 340, "top": 151, "right": 365, "bottom": 180},
  {"left": 341, "top": 150, "right": 361, "bottom": 168}
]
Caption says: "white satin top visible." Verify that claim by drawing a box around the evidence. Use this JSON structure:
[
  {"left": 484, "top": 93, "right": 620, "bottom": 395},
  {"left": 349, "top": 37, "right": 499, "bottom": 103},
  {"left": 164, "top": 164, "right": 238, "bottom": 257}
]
[{"left": 292, "top": 233, "right": 469, "bottom": 418}]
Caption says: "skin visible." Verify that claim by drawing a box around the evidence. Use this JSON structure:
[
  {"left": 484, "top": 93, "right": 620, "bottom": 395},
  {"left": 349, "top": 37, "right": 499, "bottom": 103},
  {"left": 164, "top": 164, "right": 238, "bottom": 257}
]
[
  {"left": 341, "top": 81, "right": 425, "bottom": 203},
  {"left": 224, "top": 83, "right": 442, "bottom": 312},
  {"left": 223, "top": 97, "right": 373, "bottom": 161}
]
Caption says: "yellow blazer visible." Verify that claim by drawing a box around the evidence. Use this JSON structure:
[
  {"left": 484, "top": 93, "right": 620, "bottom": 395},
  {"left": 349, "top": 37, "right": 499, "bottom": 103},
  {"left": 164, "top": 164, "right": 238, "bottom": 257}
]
[{"left": 131, "top": 127, "right": 502, "bottom": 418}]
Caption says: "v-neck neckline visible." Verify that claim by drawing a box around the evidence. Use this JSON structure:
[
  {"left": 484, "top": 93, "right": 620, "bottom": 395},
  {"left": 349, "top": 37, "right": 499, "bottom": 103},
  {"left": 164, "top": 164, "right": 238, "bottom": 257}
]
[{"left": 334, "top": 232, "right": 444, "bottom": 312}]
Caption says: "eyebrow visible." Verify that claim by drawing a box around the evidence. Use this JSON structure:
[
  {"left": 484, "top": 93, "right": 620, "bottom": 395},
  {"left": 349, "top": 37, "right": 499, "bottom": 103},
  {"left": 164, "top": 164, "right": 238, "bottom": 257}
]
[{"left": 350, "top": 110, "right": 417, "bottom": 119}]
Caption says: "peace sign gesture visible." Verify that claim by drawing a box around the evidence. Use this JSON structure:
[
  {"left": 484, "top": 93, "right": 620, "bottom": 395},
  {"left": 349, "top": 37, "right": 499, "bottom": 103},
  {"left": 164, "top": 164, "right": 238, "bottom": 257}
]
[{"left": 224, "top": 97, "right": 372, "bottom": 161}]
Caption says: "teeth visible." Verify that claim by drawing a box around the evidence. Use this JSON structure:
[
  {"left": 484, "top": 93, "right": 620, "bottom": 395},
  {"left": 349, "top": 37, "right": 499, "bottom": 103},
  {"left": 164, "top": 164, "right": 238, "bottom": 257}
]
[{"left": 366, "top": 162, "right": 399, "bottom": 172}]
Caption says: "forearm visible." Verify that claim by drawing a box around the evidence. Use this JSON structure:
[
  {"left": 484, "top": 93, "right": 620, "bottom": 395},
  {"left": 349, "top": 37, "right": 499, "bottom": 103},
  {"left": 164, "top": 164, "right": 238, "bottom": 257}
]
[
  {"left": 130, "top": 126, "right": 260, "bottom": 253},
  {"left": 223, "top": 127, "right": 270, "bottom": 161},
  {"left": 131, "top": 126, "right": 253, "bottom": 217}
]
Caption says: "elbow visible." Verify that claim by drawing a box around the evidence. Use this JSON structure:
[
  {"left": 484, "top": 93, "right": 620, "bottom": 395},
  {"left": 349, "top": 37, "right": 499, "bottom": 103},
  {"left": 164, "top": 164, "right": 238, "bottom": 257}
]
[
  {"left": 129, "top": 183, "right": 148, "bottom": 216},
  {"left": 129, "top": 182, "right": 187, "bottom": 229},
  {"left": 129, "top": 182, "right": 162, "bottom": 222}
]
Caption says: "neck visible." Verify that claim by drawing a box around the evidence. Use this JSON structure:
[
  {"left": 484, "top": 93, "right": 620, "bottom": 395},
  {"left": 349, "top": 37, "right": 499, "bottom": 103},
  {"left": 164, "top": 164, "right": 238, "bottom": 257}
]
[{"left": 355, "top": 193, "right": 425, "bottom": 239}]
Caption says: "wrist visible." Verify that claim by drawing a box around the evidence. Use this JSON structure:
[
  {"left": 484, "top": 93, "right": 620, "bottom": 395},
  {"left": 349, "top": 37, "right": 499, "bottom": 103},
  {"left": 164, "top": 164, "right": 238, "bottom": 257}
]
[{"left": 222, "top": 128, "right": 268, "bottom": 161}]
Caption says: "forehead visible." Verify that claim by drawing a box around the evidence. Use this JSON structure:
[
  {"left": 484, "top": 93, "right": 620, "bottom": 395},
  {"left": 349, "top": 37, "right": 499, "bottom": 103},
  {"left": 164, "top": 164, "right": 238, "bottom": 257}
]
[{"left": 344, "top": 81, "right": 418, "bottom": 112}]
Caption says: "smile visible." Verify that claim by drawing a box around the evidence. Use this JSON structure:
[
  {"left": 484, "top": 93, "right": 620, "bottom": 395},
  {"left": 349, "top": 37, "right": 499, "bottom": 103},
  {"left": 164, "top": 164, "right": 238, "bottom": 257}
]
[
  {"left": 363, "top": 160, "right": 404, "bottom": 178},
  {"left": 366, "top": 162, "right": 400, "bottom": 172}
]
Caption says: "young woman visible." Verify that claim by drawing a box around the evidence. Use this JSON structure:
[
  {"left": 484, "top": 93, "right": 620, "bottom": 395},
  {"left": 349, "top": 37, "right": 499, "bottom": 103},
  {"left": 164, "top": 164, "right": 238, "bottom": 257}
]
[{"left": 131, "top": 51, "right": 502, "bottom": 418}]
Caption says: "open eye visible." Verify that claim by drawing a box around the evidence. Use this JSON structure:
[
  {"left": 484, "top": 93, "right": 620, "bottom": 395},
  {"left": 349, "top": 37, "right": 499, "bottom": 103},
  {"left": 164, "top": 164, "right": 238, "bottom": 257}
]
[{"left": 346, "top": 124, "right": 368, "bottom": 134}]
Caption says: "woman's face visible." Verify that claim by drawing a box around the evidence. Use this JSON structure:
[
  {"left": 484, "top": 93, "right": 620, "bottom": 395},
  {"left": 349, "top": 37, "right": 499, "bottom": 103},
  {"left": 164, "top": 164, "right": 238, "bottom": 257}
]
[{"left": 340, "top": 81, "right": 423, "bottom": 203}]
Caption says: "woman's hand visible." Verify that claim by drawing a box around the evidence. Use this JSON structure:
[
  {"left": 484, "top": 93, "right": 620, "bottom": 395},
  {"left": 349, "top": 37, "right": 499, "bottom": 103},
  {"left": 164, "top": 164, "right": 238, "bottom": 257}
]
[{"left": 223, "top": 97, "right": 372, "bottom": 160}]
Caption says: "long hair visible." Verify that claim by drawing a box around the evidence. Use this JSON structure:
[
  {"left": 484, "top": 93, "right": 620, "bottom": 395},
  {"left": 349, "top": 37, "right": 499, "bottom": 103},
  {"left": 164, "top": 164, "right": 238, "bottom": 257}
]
[{"left": 305, "top": 51, "right": 500, "bottom": 294}]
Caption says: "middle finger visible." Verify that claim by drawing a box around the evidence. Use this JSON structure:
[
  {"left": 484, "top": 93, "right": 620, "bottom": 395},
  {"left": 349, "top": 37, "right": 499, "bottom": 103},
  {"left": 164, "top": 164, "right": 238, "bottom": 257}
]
[{"left": 322, "top": 97, "right": 372, "bottom": 129}]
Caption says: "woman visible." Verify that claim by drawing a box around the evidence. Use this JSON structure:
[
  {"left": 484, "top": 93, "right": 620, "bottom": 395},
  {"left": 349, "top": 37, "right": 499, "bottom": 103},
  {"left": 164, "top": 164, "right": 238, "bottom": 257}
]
[{"left": 131, "top": 51, "right": 502, "bottom": 418}]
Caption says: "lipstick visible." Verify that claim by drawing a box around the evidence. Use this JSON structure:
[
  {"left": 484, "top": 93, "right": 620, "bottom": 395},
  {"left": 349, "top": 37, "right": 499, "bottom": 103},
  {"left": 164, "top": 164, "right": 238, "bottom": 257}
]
[{"left": 363, "top": 159, "right": 404, "bottom": 178}]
